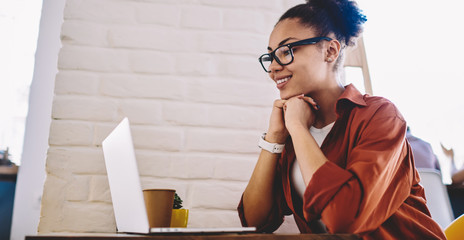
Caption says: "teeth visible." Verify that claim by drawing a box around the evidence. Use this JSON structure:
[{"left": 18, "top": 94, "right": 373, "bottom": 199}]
[{"left": 277, "top": 77, "right": 290, "bottom": 84}]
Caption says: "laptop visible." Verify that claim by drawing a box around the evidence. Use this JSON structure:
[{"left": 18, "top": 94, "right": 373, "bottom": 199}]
[{"left": 102, "top": 117, "right": 256, "bottom": 234}]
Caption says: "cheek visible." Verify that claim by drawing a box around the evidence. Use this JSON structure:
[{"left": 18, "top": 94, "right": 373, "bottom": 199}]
[
  {"left": 293, "top": 51, "right": 322, "bottom": 71},
  {"left": 294, "top": 62, "right": 327, "bottom": 89},
  {"left": 301, "top": 55, "right": 325, "bottom": 73},
  {"left": 291, "top": 50, "right": 326, "bottom": 79},
  {"left": 294, "top": 59, "right": 319, "bottom": 77}
]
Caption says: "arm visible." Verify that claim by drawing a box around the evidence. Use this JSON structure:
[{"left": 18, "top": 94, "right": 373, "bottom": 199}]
[
  {"left": 303, "top": 105, "right": 410, "bottom": 233},
  {"left": 240, "top": 100, "right": 289, "bottom": 228},
  {"left": 287, "top": 128, "right": 328, "bottom": 185},
  {"left": 241, "top": 146, "right": 281, "bottom": 227},
  {"left": 283, "top": 95, "right": 327, "bottom": 185},
  {"left": 241, "top": 95, "right": 326, "bottom": 229}
]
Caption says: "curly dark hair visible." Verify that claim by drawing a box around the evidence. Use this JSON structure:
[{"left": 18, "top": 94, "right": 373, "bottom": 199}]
[{"left": 278, "top": 0, "right": 367, "bottom": 47}]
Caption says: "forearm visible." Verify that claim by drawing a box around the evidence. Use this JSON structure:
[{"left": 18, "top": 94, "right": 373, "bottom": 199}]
[
  {"left": 289, "top": 125, "right": 327, "bottom": 186},
  {"left": 242, "top": 99, "right": 288, "bottom": 227},
  {"left": 242, "top": 148, "right": 280, "bottom": 227}
]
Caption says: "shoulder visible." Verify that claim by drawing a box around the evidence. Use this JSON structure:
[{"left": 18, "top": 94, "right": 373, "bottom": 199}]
[
  {"left": 337, "top": 85, "right": 406, "bottom": 124},
  {"left": 340, "top": 95, "right": 407, "bottom": 139},
  {"left": 341, "top": 95, "right": 408, "bottom": 148},
  {"left": 357, "top": 95, "right": 405, "bottom": 122}
]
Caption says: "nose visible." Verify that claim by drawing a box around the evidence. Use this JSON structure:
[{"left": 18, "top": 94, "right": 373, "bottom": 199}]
[{"left": 268, "top": 59, "right": 283, "bottom": 73}]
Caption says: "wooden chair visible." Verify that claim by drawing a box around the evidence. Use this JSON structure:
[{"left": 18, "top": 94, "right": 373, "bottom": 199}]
[
  {"left": 343, "top": 36, "right": 373, "bottom": 95},
  {"left": 418, "top": 168, "right": 454, "bottom": 228}
]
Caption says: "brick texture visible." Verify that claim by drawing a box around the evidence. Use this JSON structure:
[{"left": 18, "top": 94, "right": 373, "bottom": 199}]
[{"left": 39, "top": 0, "right": 297, "bottom": 234}]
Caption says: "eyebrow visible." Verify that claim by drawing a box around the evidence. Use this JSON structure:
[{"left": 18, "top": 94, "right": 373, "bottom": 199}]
[{"left": 267, "top": 37, "right": 299, "bottom": 51}]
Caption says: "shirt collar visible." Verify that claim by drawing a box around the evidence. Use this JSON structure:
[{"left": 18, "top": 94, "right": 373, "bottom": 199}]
[
  {"left": 335, "top": 84, "right": 367, "bottom": 116},
  {"left": 338, "top": 84, "right": 367, "bottom": 107}
]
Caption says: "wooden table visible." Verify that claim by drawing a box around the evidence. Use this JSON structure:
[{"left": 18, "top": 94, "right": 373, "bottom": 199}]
[{"left": 26, "top": 233, "right": 360, "bottom": 240}]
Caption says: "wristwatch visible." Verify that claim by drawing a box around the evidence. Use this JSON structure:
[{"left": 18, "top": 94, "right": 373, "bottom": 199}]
[{"left": 258, "top": 133, "right": 285, "bottom": 154}]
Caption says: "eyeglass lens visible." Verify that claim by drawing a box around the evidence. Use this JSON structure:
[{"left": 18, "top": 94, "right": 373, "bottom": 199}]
[{"left": 260, "top": 46, "right": 293, "bottom": 72}]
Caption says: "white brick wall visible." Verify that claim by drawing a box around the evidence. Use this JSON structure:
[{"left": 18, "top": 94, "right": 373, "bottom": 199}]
[{"left": 39, "top": 0, "right": 303, "bottom": 233}]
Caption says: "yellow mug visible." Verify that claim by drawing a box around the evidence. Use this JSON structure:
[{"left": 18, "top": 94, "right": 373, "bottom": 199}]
[{"left": 170, "top": 209, "right": 189, "bottom": 228}]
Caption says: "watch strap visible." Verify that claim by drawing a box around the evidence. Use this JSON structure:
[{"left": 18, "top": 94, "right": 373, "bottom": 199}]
[{"left": 258, "top": 133, "right": 285, "bottom": 154}]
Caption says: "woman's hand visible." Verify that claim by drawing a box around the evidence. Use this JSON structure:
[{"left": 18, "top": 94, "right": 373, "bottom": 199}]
[
  {"left": 266, "top": 99, "right": 289, "bottom": 143},
  {"left": 283, "top": 95, "right": 319, "bottom": 134}
]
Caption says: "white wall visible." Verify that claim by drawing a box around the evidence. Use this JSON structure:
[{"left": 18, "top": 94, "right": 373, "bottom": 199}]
[
  {"left": 36, "top": 0, "right": 303, "bottom": 233},
  {"left": 10, "top": 1, "right": 66, "bottom": 240}
]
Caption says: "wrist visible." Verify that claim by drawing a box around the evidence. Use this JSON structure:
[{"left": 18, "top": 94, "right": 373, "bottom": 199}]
[
  {"left": 264, "top": 131, "right": 287, "bottom": 144},
  {"left": 258, "top": 133, "right": 285, "bottom": 154},
  {"left": 287, "top": 123, "right": 309, "bottom": 136}
]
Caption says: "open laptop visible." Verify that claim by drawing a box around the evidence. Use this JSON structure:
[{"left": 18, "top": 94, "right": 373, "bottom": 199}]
[{"left": 102, "top": 117, "right": 256, "bottom": 234}]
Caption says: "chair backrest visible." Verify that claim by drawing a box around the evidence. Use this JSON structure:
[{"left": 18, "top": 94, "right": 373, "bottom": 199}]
[
  {"left": 445, "top": 213, "right": 464, "bottom": 240},
  {"left": 343, "top": 36, "right": 373, "bottom": 95},
  {"left": 418, "top": 168, "right": 454, "bottom": 228}
]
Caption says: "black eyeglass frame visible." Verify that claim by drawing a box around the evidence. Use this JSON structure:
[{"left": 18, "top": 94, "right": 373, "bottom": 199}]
[{"left": 258, "top": 36, "right": 333, "bottom": 73}]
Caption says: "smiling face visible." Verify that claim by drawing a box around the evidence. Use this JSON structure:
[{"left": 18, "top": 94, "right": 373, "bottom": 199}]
[{"left": 268, "top": 18, "right": 334, "bottom": 100}]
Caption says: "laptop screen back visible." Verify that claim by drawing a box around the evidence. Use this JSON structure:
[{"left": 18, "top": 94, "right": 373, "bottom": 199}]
[{"left": 102, "top": 118, "right": 150, "bottom": 233}]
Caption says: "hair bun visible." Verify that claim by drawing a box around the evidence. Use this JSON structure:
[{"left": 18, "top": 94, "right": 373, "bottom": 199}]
[{"left": 307, "top": 0, "right": 367, "bottom": 46}]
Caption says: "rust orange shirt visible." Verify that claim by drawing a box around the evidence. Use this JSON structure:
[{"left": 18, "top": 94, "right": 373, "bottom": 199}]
[{"left": 238, "top": 84, "right": 446, "bottom": 239}]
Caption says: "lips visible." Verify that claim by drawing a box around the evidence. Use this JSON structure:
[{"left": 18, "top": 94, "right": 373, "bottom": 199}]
[{"left": 275, "top": 76, "right": 291, "bottom": 89}]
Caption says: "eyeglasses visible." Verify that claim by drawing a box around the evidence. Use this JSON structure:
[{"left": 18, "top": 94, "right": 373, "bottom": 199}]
[{"left": 258, "top": 36, "right": 332, "bottom": 73}]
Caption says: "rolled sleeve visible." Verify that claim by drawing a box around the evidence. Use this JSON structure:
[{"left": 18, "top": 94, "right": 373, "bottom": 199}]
[{"left": 303, "top": 161, "right": 354, "bottom": 222}]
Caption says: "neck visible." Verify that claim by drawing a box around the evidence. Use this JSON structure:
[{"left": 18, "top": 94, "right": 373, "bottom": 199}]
[{"left": 312, "top": 83, "right": 345, "bottom": 129}]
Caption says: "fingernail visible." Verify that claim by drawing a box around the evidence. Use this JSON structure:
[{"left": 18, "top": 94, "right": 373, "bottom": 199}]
[{"left": 316, "top": 105, "right": 320, "bottom": 110}]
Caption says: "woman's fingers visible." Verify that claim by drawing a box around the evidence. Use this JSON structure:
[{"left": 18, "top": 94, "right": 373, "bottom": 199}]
[
  {"left": 282, "top": 95, "right": 317, "bottom": 132},
  {"left": 268, "top": 99, "right": 290, "bottom": 142},
  {"left": 298, "top": 94, "right": 320, "bottom": 110},
  {"left": 273, "top": 99, "right": 287, "bottom": 109}
]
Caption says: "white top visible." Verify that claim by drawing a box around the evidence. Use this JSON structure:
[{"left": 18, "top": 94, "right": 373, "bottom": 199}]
[{"left": 291, "top": 122, "right": 335, "bottom": 198}]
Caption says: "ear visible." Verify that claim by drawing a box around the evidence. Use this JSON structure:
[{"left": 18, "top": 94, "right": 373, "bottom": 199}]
[{"left": 325, "top": 40, "right": 341, "bottom": 63}]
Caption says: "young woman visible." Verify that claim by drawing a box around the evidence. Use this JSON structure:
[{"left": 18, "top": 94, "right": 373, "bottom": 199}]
[{"left": 237, "top": 0, "right": 446, "bottom": 239}]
